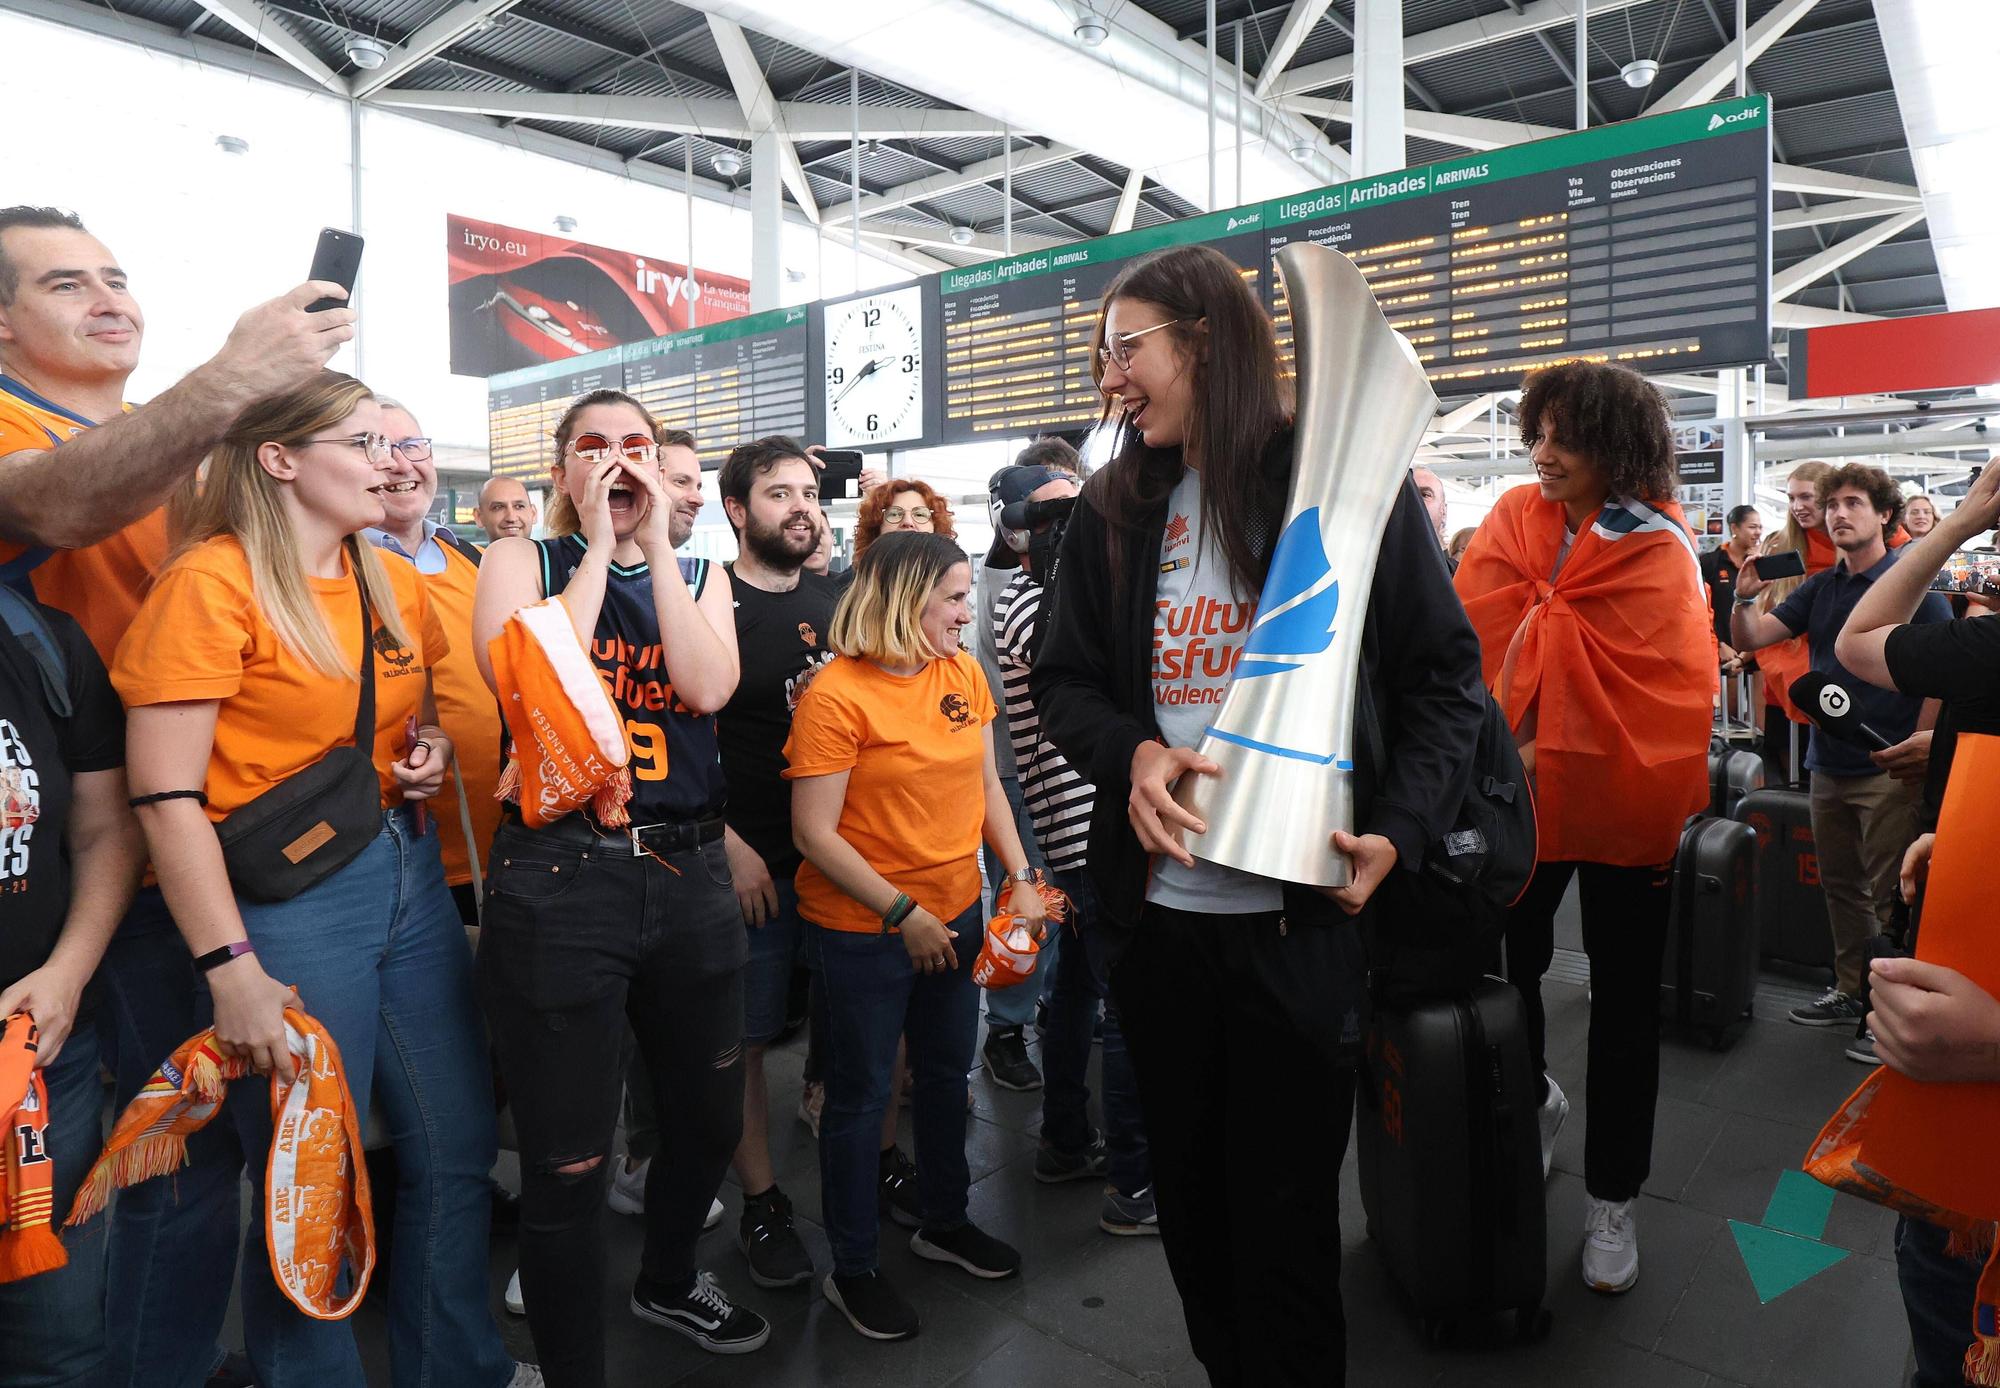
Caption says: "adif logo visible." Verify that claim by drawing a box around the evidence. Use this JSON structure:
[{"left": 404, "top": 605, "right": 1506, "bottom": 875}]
[
  {"left": 1225, "top": 213, "right": 1263, "bottom": 232},
  {"left": 1818, "top": 685, "right": 1850, "bottom": 719},
  {"left": 1708, "top": 105, "right": 1762, "bottom": 131},
  {"left": 1236, "top": 507, "right": 1339, "bottom": 679}
]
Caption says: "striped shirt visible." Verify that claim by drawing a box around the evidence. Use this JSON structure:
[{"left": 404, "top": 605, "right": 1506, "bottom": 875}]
[{"left": 994, "top": 569, "right": 1092, "bottom": 872}]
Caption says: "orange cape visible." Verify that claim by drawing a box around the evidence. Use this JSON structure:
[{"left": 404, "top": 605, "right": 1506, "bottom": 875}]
[
  {"left": 1455, "top": 486, "right": 1713, "bottom": 866},
  {"left": 1807, "top": 733, "right": 2000, "bottom": 1384}
]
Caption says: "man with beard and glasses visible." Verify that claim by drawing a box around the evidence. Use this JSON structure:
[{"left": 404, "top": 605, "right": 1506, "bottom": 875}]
[{"left": 713, "top": 435, "right": 837, "bottom": 1288}]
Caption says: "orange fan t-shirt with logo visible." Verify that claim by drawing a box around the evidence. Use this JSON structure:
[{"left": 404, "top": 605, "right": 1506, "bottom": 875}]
[
  {"left": 110, "top": 537, "right": 448, "bottom": 819},
  {"left": 0, "top": 377, "right": 165, "bottom": 666},
  {"left": 782, "top": 650, "right": 995, "bottom": 934}
]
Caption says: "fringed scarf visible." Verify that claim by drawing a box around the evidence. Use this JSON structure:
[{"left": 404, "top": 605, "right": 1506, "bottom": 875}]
[
  {"left": 1806, "top": 732, "right": 2000, "bottom": 1384},
  {"left": 0, "top": 1013, "right": 66, "bottom": 1283},
  {"left": 67, "top": 1009, "right": 375, "bottom": 1320},
  {"left": 489, "top": 596, "right": 632, "bottom": 828}
]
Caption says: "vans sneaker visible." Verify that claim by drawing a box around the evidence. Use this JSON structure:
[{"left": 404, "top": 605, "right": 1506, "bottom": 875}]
[
  {"left": 1581, "top": 1197, "right": 1639, "bottom": 1294},
  {"left": 630, "top": 1270, "right": 770, "bottom": 1355}
]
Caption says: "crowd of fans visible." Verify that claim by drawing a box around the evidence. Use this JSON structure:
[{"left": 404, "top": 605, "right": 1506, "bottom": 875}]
[{"left": 2, "top": 204, "right": 1997, "bottom": 1388}]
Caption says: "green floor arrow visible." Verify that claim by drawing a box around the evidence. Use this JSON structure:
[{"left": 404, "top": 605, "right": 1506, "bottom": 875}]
[{"left": 1729, "top": 1169, "right": 1850, "bottom": 1303}]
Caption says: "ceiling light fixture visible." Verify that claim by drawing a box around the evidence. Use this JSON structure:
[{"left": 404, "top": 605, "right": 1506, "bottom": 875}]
[
  {"left": 1620, "top": 58, "right": 1659, "bottom": 88},
  {"left": 711, "top": 150, "right": 743, "bottom": 178},
  {"left": 950, "top": 225, "right": 975, "bottom": 246},
  {"left": 553, "top": 215, "right": 578, "bottom": 233},
  {"left": 214, "top": 134, "right": 250, "bottom": 155},
  {"left": 1288, "top": 140, "right": 1313, "bottom": 161},
  {"left": 1073, "top": 7, "right": 1108, "bottom": 46},
  {"left": 469, "top": 13, "right": 499, "bottom": 32},
  {"left": 345, "top": 34, "right": 389, "bottom": 70}
]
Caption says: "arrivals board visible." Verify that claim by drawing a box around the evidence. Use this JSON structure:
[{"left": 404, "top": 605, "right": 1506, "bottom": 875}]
[{"left": 486, "top": 305, "right": 809, "bottom": 476}]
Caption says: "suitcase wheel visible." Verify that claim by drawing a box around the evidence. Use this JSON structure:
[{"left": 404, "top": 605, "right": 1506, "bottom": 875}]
[{"left": 1515, "top": 1306, "right": 1553, "bottom": 1344}]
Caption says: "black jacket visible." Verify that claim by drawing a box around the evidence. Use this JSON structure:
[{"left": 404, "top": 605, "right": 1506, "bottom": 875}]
[{"left": 1031, "top": 431, "right": 1488, "bottom": 976}]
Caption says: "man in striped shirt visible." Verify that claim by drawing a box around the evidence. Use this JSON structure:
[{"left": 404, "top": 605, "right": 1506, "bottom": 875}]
[{"left": 990, "top": 459, "right": 1157, "bottom": 1236}]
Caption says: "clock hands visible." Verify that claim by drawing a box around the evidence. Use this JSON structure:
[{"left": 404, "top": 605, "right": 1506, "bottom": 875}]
[{"left": 832, "top": 355, "right": 884, "bottom": 407}]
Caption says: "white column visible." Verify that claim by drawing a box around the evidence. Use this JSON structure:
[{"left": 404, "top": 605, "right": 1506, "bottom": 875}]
[
  {"left": 750, "top": 129, "right": 783, "bottom": 312},
  {"left": 1717, "top": 368, "right": 1754, "bottom": 507},
  {"left": 1353, "top": 0, "right": 1405, "bottom": 176},
  {"left": 1575, "top": 0, "right": 1589, "bottom": 130}
]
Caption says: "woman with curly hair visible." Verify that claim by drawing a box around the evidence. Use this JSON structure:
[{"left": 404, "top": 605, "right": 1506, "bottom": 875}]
[
  {"left": 1455, "top": 360, "right": 1714, "bottom": 1298},
  {"left": 852, "top": 479, "right": 956, "bottom": 566}
]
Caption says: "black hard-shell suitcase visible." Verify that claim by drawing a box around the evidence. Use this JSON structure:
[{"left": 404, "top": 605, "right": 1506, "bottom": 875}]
[
  {"left": 1660, "top": 816, "right": 1759, "bottom": 1048},
  {"left": 1734, "top": 786, "right": 1832, "bottom": 972},
  {"left": 1357, "top": 977, "right": 1549, "bottom": 1344},
  {"left": 1707, "top": 747, "right": 1765, "bottom": 820}
]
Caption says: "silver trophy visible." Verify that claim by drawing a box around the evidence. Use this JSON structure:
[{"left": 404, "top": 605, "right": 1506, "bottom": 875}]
[{"left": 1173, "top": 241, "right": 1440, "bottom": 887}]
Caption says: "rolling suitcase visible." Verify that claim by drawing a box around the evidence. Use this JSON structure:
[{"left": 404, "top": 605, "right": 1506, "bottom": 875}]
[
  {"left": 1357, "top": 977, "right": 1549, "bottom": 1345},
  {"left": 1708, "top": 673, "right": 1765, "bottom": 818},
  {"left": 1660, "top": 815, "right": 1759, "bottom": 1048},
  {"left": 1735, "top": 785, "right": 1831, "bottom": 973}
]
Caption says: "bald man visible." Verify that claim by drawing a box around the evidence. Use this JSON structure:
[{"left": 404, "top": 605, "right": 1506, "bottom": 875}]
[
  {"left": 477, "top": 475, "right": 537, "bottom": 544},
  {"left": 1412, "top": 466, "right": 1449, "bottom": 546}
]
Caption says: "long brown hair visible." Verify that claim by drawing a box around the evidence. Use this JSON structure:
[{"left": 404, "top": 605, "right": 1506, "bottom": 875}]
[
  {"left": 1761, "top": 460, "right": 1834, "bottom": 612},
  {"left": 1085, "top": 244, "right": 1291, "bottom": 598},
  {"left": 854, "top": 478, "right": 957, "bottom": 565}
]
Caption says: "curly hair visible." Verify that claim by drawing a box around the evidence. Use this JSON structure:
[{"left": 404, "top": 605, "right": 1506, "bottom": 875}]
[
  {"left": 1816, "top": 463, "right": 1904, "bottom": 535},
  {"left": 854, "top": 478, "right": 957, "bottom": 564},
  {"left": 1517, "top": 361, "right": 1677, "bottom": 503}
]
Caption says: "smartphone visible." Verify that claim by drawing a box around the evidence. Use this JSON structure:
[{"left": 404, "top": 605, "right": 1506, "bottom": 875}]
[
  {"left": 815, "top": 449, "right": 865, "bottom": 499},
  {"left": 1749, "top": 549, "right": 1806, "bottom": 581},
  {"left": 1929, "top": 549, "right": 2000, "bottom": 598},
  {"left": 306, "top": 228, "right": 364, "bottom": 313}
]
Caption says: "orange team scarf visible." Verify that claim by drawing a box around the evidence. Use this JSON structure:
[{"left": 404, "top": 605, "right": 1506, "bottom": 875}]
[
  {"left": 0, "top": 1014, "right": 67, "bottom": 1283},
  {"left": 489, "top": 596, "right": 632, "bottom": 828},
  {"left": 67, "top": 1008, "right": 375, "bottom": 1320},
  {"left": 1806, "top": 732, "right": 2000, "bottom": 1385},
  {"left": 1455, "top": 485, "right": 1714, "bottom": 866}
]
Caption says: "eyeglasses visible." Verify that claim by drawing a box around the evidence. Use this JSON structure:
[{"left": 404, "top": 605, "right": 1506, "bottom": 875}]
[
  {"left": 390, "top": 437, "right": 433, "bottom": 462},
  {"left": 306, "top": 433, "right": 391, "bottom": 462},
  {"left": 568, "top": 432, "right": 657, "bottom": 464},
  {"left": 882, "top": 506, "right": 932, "bottom": 524},
  {"left": 1097, "top": 318, "right": 1194, "bottom": 372}
]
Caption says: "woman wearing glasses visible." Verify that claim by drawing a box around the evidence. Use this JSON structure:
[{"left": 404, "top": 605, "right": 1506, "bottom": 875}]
[
  {"left": 851, "top": 481, "right": 956, "bottom": 567},
  {"left": 114, "top": 372, "right": 523, "bottom": 1387},
  {"left": 1030, "top": 245, "right": 1486, "bottom": 1386},
  {"left": 470, "top": 389, "right": 762, "bottom": 1383}
]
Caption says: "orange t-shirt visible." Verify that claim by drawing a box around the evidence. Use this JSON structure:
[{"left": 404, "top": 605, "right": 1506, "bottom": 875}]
[
  {"left": 110, "top": 537, "right": 448, "bottom": 820},
  {"left": 0, "top": 379, "right": 166, "bottom": 666},
  {"left": 782, "top": 650, "right": 995, "bottom": 934},
  {"left": 418, "top": 542, "right": 503, "bottom": 888}
]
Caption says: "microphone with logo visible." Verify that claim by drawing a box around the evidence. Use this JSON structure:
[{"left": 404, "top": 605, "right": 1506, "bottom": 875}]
[{"left": 1789, "top": 670, "right": 1894, "bottom": 751}]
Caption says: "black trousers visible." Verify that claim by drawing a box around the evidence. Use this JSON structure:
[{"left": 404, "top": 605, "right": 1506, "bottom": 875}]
[
  {"left": 1114, "top": 903, "right": 1357, "bottom": 1388},
  {"left": 1504, "top": 859, "right": 1671, "bottom": 1203},
  {"left": 477, "top": 822, "right": 747, "bottom": 1388}
]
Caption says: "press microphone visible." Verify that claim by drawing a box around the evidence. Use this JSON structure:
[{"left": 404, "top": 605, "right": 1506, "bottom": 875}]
[{"left": 1790, "top": 670, "right": 1895, "bottom": 751}]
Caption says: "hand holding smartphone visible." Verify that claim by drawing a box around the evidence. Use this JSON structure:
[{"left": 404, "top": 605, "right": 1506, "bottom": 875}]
[
  {"left": 307, "top": 228, "right": 364, "bottom": 314},
  {"left": 1747, "top": 549, "right": 1807, "bottom": 581}
]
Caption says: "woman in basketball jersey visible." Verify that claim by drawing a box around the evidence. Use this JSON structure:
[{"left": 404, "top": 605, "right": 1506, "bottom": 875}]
[{"left": 471, "top": 389, "right": 765, "bottom": 1383}]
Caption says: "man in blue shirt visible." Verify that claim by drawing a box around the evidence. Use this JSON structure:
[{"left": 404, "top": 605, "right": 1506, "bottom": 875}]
[{"left": 1732, "top": 463, "right": 1947, "bottom": 1048}]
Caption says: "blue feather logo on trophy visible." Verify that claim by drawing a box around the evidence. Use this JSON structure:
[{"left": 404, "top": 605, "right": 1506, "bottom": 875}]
[{"left": 1237, "top": 507, "right": 1340, "bottom": 679}]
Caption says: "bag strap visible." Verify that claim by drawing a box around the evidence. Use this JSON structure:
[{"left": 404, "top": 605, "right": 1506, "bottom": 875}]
[
  {"left": 350, "top": 543, "right": 376, "bottom": 747},
  {"left": 0, "top": 583, "right": 71, "bottom": 720}
]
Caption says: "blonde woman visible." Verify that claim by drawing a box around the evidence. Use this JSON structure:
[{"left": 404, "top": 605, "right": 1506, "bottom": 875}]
[
  {"left": 786, "top": 530, "right": 1047, "bottom": 1341},
  {"left": 1753, "top": 460, "right": 1835, "bottom": 753},
  {"left": 113, "top": 372, "right": 524, "bottom": 1388}
]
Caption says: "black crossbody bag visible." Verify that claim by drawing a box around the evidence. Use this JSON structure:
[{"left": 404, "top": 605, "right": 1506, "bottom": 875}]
[{"left": 215, "top": 580, "right": 384, "bottom": 902}]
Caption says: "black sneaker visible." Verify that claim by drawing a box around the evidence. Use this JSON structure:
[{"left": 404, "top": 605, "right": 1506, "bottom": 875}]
[
  {"left": 910, "top": 1221, "right": 1021, "bottom": 1280},
  {"left": 1789, "top": 989, "right": 1865, "bottom": 1027},
  {"left": 1034, "top": 1129, "right": 1108, "bottom": 1184},
  {"left": 824, "top": 1270, "right": 919, "bottom": 1341},
  {"left": 738, "top": 1187, "right": 814, "bottom": 1288},
  {"left": 630, "top": 1271, "right": 770, "bottom": 1355},
  {"left": 879, "top": 1146, "right": 922, "bottom": 1229},
  {"left": 1845, "top": 1027, "right": 1886, "bottom": 1066},
  {"left": 982, "top": 1025, "right": 1043, "bottom": 1091}
]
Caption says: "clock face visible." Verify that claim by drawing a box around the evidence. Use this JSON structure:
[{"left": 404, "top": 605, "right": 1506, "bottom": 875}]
[{"left": 822, "top": 286, "right": 925, "bottom": 447}]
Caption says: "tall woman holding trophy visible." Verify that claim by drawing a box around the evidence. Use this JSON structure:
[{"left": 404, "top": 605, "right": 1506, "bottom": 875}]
[{"left": 1033, "top": 244, "right": 1486, "bottom": 1385}]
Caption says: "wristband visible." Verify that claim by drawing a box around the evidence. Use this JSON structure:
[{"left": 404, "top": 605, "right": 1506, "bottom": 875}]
[
  {"left": 193, "top": 941, "right": 256, "bottom": 974},
  {"left": 881, "top": 892, "right": 916, "bottom": 934}
]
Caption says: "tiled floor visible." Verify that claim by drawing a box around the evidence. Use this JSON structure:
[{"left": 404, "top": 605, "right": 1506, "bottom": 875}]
[{"left": 346, "top": 898, "right": 1917, "bottom": 1387}]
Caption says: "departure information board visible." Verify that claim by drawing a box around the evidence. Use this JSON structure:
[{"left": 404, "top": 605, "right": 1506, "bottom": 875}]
[{"left": 486, "top": 305, "right": 809, "bottom": 476}]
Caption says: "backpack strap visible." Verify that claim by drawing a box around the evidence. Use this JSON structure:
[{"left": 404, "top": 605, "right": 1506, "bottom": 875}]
[
  {"left": 444, "top": 531, "right": 485, "bottom": 569},
  {"left": 0, "top": 584, "right": 70, "bottom": 719}
]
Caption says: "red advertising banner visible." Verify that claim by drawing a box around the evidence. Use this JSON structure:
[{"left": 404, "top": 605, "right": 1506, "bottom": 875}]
[{"left": 447, "top": 214, "right": 752, "bottom": 376}]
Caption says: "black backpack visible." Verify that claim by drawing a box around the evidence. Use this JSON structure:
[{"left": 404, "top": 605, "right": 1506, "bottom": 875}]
[{"left": 0, "top": 582, "right": 71, "bottom": 719}]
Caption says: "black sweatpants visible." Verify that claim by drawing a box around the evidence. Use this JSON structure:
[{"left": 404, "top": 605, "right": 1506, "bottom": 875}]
[
  {"left": 1113, "top": 903, "right": 1358, "bottom": 1388},
  {"left": 1504, "top": 859, "right": 1672, "bottom": 1203}
]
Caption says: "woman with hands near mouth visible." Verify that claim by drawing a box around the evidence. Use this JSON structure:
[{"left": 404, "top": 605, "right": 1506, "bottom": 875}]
[
  {"left": 471, "top": 390, "right": 758, "bottom": 1384},
  {"left": 786, "top": 530, "right": 1048, "bottom": 1343}
]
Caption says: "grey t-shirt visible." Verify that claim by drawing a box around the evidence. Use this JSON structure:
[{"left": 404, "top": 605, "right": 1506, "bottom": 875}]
[{"left": 1146, "top": 468, "right": 1285, "bottom": 914}]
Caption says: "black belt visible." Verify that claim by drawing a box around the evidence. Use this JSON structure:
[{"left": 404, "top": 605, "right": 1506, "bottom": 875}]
[{"left": 502, "top": 809, "right": 725, "bottom": 856}]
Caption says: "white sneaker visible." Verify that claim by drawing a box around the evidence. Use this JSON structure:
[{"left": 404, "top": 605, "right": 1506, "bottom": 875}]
[
  {"left": 608, "top": 1157, "right": 649, "bottom": 1215},
  {"left": 1581, "top": 1197, "right": 1639, "bottom": 1294},
  {"left": 509, "top": 1366, "right": 545, "bottom": 1387},
  {"left": 1538, "top": 1076, "right": 1569, "bottom": 1181},
  {"left": 705, "top": 1196, "right": 724, "bottom": 1230},
  {"left": 505, "top": 1267, "right": 526, "bottom": 1316}
]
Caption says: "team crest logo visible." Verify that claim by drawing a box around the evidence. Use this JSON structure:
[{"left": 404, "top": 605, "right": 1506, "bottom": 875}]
[
  {"left": 371, "top": 626, "right": 417, "bottom": 670},
  {"left": 939, "top": 693, "right": 973, "bottom": 727},
  {"left": 1237, "top": 507, "right": 1339, "bottom": 679}
]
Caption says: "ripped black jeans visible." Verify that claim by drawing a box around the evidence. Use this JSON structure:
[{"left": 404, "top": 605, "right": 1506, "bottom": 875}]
[{"left": 477, "top": 819, "right": 747, "bottom": 1388}]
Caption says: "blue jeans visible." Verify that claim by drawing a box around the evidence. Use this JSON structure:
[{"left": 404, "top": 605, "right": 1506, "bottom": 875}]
[
  {"left": 1042, "top": 869, "right": 1150, "bottom": 1198},
  {"left": 0, "top": 1015, "right": 107, "bottom": 1388},
  {"left": 982, "top": 776, "right": 1048, "bottom": 1029},
  {"left": 1896, "top": 1215, "right": 1985, "bottom": 1387},
  {"left": 815, "top": 906, "right": 982, "bottom": 1276},
  {"left": 96, "top": 887, "right": 240, "bottom": 1388},
  {"left": 743, "top": 878, "right": 804, "bottom": 1046}
]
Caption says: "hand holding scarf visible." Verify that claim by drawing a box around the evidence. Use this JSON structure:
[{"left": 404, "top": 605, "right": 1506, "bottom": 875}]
[
  {"left": 489, "top": 595, "right": 632, "bottom": 828},
  {"left": 0, "top": 1014, "right": 66, "bottom": 1283}
]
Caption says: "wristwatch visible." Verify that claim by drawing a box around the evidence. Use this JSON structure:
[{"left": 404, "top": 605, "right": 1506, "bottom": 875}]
[{"left": 1011, "top": 866, "right": 1035, "bottom": 884}]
